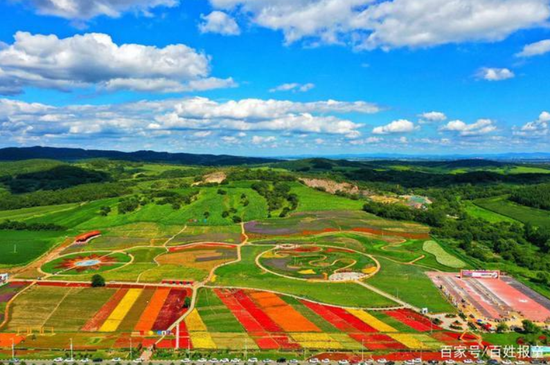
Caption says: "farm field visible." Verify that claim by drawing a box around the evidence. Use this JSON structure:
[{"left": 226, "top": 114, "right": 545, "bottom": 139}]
[
  {"left": 1, "top": 282, "right": 190, "bottom": 349},
  {"left": 245, "top": 210, "right": 429, "bottom": 241},
  {"left": 475, "top": 196, "right": 550, "bottom": 229},
  {"left": 3, "top": 157, "right": 546, "bottom": 358},
  {"left": 0, "top": 230, "right": 68, "bottom": 267},
  {"left": 463, "top": 201, "right": 518, "bottom": 224},
  {"left": 182, "top": 288, "right": 471, "bottom": 351}
]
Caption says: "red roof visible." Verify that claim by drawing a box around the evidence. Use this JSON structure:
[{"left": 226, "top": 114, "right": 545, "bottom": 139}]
[{"left": 75, "top": 230, "right": 101, "bottom": 242}]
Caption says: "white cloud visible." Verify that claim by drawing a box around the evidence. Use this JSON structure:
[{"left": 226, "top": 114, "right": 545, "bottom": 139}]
[
  {"left": 0, "top": 96, "right": 378, "bottom": 146},
  {"left": 514, "top": 111, "right": 550, "bottom": 138},
  {"left": 478, "top": 68, "right": 515, "bottom": 81},
  {"left": 372, "top": 119, "right": 415, "bottom": 134},
  {"left": 418, "top": 111, "right": 447, "bottom": 123},
  {"left": 171, "top": 97, "right": 380, "bottom": 119},
  {"left": 199, "top": 11, "right": 241, "bottom": 35},
  {"left": 252, "top": 135, "right": 276, "bottom": 144},
  {"left": 269, "top": 83, "right": 315, "bottom": 93},
  {"left": 0, "top": 32, "right": 233, "bottom": 94},
  {"left": 17, "top": 0, "right": 178, "bottom": 21},
  {"left": 209, "top": 0, "right": 550, "bottom": 50},
  {"left": 440, "top": 119, "right": 497, "bottom": 136},
  {"left": 516, "top": 39, "right": 550, "bottom": 57},
  {"left": 349, "top": 136, "right": 382, "bottom": 145}
]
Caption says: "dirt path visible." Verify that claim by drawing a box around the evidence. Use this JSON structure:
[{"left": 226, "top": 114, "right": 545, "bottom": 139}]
[{"left": 152, "top": 222, "right": 249, "bottom": 351}]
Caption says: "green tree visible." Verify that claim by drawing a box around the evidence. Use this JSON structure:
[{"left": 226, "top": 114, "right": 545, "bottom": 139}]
[
  {"left": 91, "top": 274, "right": 106, "bottom": 287},
  {"left": 522, "top": 319, "right": 539, "bottom": 334},
  {"left": 496, "top": 322, "right": 509, "bottom": 333}
]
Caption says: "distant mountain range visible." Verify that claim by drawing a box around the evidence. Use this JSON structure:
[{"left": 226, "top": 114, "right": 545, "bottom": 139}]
[
  {"left": 1, "top": 146, "right": 550, "bottom": 165},
  {"left": 280, "top": 152, "right": 550, "bottom": 162},
  {"left": 0, "top": 146, "right": 278, "bottom": 166}
]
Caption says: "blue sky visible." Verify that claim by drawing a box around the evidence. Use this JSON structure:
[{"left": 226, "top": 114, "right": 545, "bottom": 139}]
[{"left": 0, "top": 0, "right": 549, "bottom": 156}]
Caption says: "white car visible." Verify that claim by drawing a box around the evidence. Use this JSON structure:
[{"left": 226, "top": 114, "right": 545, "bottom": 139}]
[
  {"left": 111, "top": 358, "right": 122, "bottom": 362},
  {"left": 404, "top": 360, "right": 415, "bottom": 365},
  {"left": 290, "top": 360, "right": 299, "bottom": 364},
  {"left": 198, "top": 359, "right": 208, "bottom": 363},
  {"left": 263, "top": 360, "right": 273, "bottom": 364},
  {"left": 338, "top": 361, "right": 349, "bottom": 365},
  {"left": 502, "top": 361, "right": 512, "bottom": 365},
  {"left": 181, "top": 359, "right": 191, "bottom": 363},
  {"left": 65, "top": 359, "right": 75, "bottom": 363},
  {"left": 377, "top": 360, "right": 387, "bottom": 365},
  {"left": 54, "top": 358, "right": 64, "bottom": 363},
  {"left": 132, "top": 359, "right": 143, "bottom": 364},
  {"left": 514, "top": 362, "right": 525, "bottom": 365},
  {"left": 248, "top": 359, "right": 259, "bottom": 364},
  {"left": 322, "top": 360, "right": 331, "bottom": 364},
  {"left": 210, "top": 359, "right": 220, "bottom": 364},
  {"left": 463, "top": 360, "right": 473, "bottom": 364},
  {"left": 231, "top": 359, "right": 241, "bottom": 363},
  {"left": 221, "top": 359, "right": 230, "bottom": 363},
  {"left": 80, "top": 359, "right": 90, "bottom": 363},
  {"left": 310, "top": 359, "right": 320, "bottom": 364},
  {"left": 444, "top": 360, "right": 455, "bottom": 365},
  {"left": 476, "top": 361, "right": 486, "bottom": 364},
  {"left": 413, "top": 359, "right": 422, "bottom": 364}
]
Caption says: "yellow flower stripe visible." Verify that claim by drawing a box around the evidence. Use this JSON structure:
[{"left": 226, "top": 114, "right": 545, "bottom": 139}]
[
  {"left": 290, "top": 333, "right": 343, "bottom": 350},
  {"left": 189, "top": 332, "right": 217, "bottom": 349},
  {"left": 388, "top": 333, "right": 430, "bottom": 349},
  {"left": 347, "top": 309, "right": 397, "bottom": 332},
  {"left": 100, "top": 289, "right": 142, "bottom": 332},
  {"left": 184, "top": 309, "right": 207, "bottom": 331}
]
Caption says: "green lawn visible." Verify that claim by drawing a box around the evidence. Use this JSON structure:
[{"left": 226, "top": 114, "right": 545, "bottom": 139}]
[
  {"left": 422, "top": 240, "right": 466, "bottom": 268},
  {"left": 291, "top": 184, "right": 365, "bottom": 212},
  {"left": 0, "top": 230, "right": 67, "bottom": 266},
  {"left": 0, "top": 203, "right": 80, "bottom": 222},
  {"left": 475, "top": 196, "right": 550, "bottom": 229},
  {"left": 212, "top": 244, "right": 396, "bottom": 308},
  {"left": 365, "top": 256, "right": 455, "bottom": 313},
  {"left": 463, "top": 201, "right": 518, "bottom": 224}
]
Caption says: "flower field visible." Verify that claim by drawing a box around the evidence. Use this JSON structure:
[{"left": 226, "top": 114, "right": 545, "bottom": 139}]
[
  {"left": 84, "top": 286, "right": 190, "bottom": 334},
  {"left": 3, "top": 282, "right": 190, "bottom": 337},
  {"left": 180, "top": 288, "right": 474, "bottom": 351}
]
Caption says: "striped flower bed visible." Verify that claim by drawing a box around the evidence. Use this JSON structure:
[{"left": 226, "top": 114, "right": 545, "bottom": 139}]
[{"left": 82, "top": 286, "right": 190, "bottom": 334}]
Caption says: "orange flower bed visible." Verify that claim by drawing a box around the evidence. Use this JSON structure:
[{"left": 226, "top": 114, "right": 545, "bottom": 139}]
[
  {"left": 134, "top": 288, "right": 171, "bottom": 332},
  {"left": 0, "top": 333, "right": 24, "bottom": 347},
  {"left": 249, "top": 291, "right": 320, "bottom": 333}
]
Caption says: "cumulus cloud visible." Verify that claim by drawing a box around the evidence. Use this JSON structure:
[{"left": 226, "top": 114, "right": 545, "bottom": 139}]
[
  {"left": 418, "top": 111, "right": 447, "bottom": 123},
  {"left": 372, "top": 119, "right": 415, "bottom": 134},
  {"left": 0, "top": 32, "right": 234, "bottom": 95},
  {"left": 478, "top": 68, "right": 515, "bottom": 81},
  {"left": 208, "top": 0, "right": 550, "bottom": 50},
  {"left": 440, "top": 119, "right": 497, "bottom": 136},
  {"left": 17, "top": 0, "right": 178, "bottom": 21},
  {"left": 252, "top": 135, "right": 276, "bottom": 144},
  {"left": 269, "top": 83, "right": 315, "bottom": 93},
  {"left": 199, "top": 11, "right": 241, "bottom": 35},
  {"left": 516, "top": 39, "right": 550, "bottom": 57},
  {"left": 514, "top": 111, "right": 550, "bottom": 138},
  {"left": 0, "top": 96, "right": 379, "bottom": 146}
]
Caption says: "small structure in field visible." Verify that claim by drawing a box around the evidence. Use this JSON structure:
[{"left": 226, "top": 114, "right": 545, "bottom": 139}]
[
  {"left": 74, "top": 231, "right": 101, "bottom": 244},
  {"left": 0, "top": 273, "right": 8, "bottom": 284}
]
